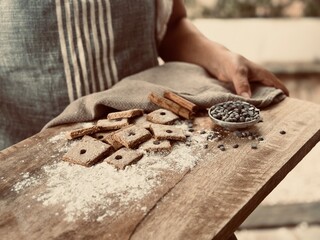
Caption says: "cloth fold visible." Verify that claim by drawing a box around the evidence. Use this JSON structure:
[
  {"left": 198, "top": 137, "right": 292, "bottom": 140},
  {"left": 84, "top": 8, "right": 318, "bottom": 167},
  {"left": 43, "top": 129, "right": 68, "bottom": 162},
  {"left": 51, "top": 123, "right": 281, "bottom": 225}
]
[{"left": 45, "top": 62, "right": 285, "bottom": 128}]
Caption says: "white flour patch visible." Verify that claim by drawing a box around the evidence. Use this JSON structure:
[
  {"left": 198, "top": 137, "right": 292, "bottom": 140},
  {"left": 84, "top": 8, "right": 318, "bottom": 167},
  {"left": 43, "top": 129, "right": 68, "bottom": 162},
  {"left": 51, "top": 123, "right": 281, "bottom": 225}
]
[
  {"left": 11, "top": 172, "right": 40, "bottom": 193},
  {"left": 12, "top": 121, "right": 210, "bottom": 222},
  {"left": 57, "top": 140, "right": 79, "bottom": 154},
  {"left": 34, "top": 139, "right": 202, "bottom": 222},
  {"left": 48, "top": 131, "right": 67, "bottom": 143}
]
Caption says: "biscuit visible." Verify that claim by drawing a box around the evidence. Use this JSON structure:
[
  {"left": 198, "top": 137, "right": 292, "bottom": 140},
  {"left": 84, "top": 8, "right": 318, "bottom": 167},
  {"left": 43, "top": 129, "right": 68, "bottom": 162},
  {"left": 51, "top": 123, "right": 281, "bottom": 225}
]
[
  {"left": 113, "top": 125, "right": 152, "bottom": 149},
  {"left": 105, "top": 148, "right": 144, "bottom": 170},
  {"left": 133, "top": 114, "right": 152, "bottom": 129},
  {"left": 102, "top": 131, "right": 123, "bottom": 150},
  {"left": 66, "top": 125, "right": 101, "bottom": 140},
  {"left": 107, "top": 109, "right": 144, "bottom": 120},
  {"left": 150, "top": 124, "right": 186, "bottom": 141},
  {"left": 91, "top": 132, "right": 123, "bottom": 150},
  {"left": 63, "top": 136, "right": 113, "bottom": 167},
  {"left": 140, "top": 138, "right": 171, "bottom": 152},
  {"left": 91, "top": 132, "right": 111, "bottom": 142},
  {"left": 97, "top": 118, "right": 129, "bottom": 131},
  {"left": 147, "top": 109, "right": 179, "bottom": 125}
]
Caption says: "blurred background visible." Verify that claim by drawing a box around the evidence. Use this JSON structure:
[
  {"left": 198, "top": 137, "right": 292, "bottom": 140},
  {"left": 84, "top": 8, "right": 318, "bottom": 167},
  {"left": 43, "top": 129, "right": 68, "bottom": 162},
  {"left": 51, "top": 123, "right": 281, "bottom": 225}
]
[
  {"left": 184, "top": 1, "right": 320, "bottom": 239},
  {"left": 186, "top": 0, "right": 320, "bottom": 18}
]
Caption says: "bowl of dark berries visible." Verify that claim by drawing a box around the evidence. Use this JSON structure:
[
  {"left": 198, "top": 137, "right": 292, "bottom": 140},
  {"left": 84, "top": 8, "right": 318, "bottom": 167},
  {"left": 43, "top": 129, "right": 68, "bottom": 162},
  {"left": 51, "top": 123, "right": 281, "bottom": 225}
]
[{"left": 208, "top": 101, "right": 261, "bottom": 130}]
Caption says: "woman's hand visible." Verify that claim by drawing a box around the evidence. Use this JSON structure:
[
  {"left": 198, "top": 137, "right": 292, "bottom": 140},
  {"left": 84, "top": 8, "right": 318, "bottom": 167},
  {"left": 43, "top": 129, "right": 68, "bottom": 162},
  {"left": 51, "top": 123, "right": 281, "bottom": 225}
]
[
  {"left": 207, "top": 49, "right": 289, "bottom": 97},
  {"left": 159, "top": 0, "right": 289, "bottom": 97}
]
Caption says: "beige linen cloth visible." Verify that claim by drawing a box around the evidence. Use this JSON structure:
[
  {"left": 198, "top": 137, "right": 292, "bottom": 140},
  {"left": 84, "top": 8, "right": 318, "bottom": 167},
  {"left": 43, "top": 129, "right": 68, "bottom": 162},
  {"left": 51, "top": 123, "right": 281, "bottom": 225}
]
[{"left": 45, "top": 62, "right": 285, "bottom": 128}]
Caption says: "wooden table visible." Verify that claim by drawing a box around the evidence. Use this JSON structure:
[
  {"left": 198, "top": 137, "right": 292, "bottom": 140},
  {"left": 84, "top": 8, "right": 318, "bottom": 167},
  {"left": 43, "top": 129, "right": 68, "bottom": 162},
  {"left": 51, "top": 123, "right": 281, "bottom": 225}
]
[{"left": 1, "top": 97, "right": 319, "bottom": 240}]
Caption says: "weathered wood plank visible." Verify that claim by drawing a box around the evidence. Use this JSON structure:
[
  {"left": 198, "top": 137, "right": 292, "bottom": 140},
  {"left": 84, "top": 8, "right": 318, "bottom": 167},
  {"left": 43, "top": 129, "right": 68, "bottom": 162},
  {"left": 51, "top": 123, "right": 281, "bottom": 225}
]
[
  {"left": 0, "top": 124, "right": 190, "bottom": 240},
  {"left": 0, "top": 98, "right": 319, "bottom": 240},
  {"left": 130, "top": 98, "right": 320, "bottom": 240}
]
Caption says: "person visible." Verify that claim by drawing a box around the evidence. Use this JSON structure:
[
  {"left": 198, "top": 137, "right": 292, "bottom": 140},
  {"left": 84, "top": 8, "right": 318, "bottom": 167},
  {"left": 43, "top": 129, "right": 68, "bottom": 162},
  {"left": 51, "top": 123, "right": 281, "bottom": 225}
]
[
  {"left": 160, "top": 0, "right": 289, "bottom": 97},
  {"left": 0, "top": 0, "right": 288, "bottom": 150}
]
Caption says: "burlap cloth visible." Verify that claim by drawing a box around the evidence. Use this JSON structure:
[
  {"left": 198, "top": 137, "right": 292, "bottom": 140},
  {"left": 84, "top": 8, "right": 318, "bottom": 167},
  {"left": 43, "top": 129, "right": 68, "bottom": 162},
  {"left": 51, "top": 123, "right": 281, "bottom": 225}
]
[{"left": 44, "top": 62, "right": 285, "bottom": 128}]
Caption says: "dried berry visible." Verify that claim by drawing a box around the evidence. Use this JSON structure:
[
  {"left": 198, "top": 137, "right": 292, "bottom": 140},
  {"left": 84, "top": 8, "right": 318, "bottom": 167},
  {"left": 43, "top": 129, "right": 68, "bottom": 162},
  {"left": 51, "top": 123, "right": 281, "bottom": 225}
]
[{"left": 207, "top": 135, "right": 214, "bottom": 141}]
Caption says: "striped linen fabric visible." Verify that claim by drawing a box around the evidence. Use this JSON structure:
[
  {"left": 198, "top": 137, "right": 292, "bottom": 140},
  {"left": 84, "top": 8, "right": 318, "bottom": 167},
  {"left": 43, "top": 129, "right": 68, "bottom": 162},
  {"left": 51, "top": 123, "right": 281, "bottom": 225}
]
[
  {"left": 0, "top": 0, "right": 170, "bottom": 150},
  {"left": 55, "top": 0, "right": 120, "bottom": 102}
]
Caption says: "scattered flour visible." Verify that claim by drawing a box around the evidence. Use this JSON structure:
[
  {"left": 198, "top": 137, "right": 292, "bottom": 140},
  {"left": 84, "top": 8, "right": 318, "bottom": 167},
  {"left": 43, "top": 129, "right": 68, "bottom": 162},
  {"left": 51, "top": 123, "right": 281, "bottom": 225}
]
[
  {"left": 12, "top": 172, "right": 40, "bottom": 193},
  {"left": 12, "top": 121, "right": 211, "bottom": 222},
  {"left": 34, "top": 142, "right": 201, "bottom": 222},
  {"left": 48, "top": 131, "right": 67, "bottom": 143},
  {"left": 58, "top": 140, "right": 79, "bottom": 154},
  {"left": 49, "top": 131, "right": 80, "bottom": 154}
]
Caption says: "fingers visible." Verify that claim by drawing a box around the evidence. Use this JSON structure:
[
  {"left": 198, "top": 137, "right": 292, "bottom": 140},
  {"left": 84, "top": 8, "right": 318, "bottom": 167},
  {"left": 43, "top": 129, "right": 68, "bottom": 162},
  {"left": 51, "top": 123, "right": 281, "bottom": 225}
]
[
  {"left": 250, "top": 64, "right": 289, "bottom": 96},
  {"left": 219, "top": 54, "right": 289, "bottom": 98},
  {"left": 232, "top": 66, "right": 252, "bottom": 98},
  {"left": 265, "top": 71, "right": 290, "bottom": 96}
]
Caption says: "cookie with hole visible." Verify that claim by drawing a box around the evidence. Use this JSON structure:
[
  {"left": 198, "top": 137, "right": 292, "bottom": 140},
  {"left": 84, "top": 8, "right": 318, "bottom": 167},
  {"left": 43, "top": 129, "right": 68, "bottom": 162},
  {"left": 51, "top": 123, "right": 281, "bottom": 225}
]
[
  {"left": 113, "top": 125, "right": 152, "bottom": 149},
  {"left": 139, "top": 138, "right": 171, "bottom": 152},
  {"left": 150, "top": 124, "right": 186, "bottom": 141},
  {"left": 62, "top": 136, "right": 113, "bottom": 167},
  {"left": 104, "top": 148, "right": 144, "bottom": 170},
  {"left": 146, "top": 108, "right": 179, "bottom": 125}
]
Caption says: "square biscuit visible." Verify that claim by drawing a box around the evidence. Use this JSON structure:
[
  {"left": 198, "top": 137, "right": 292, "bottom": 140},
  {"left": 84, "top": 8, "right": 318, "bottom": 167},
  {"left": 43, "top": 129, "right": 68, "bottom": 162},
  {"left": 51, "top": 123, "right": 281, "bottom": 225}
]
[
  {"left": 66, "top": 125, "right": 101, "bottom": 140},
  {"left": 133, "top": 114, "right": 152, "bottom": 129},
  {"left": 140, "top": 138, "right": 171, "bottom": 152},
  {"left": 91, "top": 132, "right": 112, "bottom": 142},
  {"left": 107, "top": 109, "right": 144, "bottom": 120},
  {"left": 91, "top": 132, "right": 123, "bottom": 150},
  {"left": 105, "top": 148, "right": 144, "bottom": 170},
  {"left": 147, "top": 109, "right": 179, "bottom": 125},
  {"left": 97, "top": 118, "right": 129, "bottom": 131},
  {"left": 102, "top": 131, "right": 123, "bottom": 150},
  {"left": 113, "top": 125, "right": 152, "bottom": 149},
  {"left": 63, "top": 136, "right": 113, "bottom": 167},
  {"left": 150, "top": 124, "right": 186, "bottom": 142}
]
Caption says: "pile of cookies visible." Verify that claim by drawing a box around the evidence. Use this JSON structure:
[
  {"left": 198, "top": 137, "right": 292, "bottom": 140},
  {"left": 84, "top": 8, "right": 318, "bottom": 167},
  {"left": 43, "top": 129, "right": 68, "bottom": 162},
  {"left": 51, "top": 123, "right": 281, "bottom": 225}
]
[{"left": 63, "top": 108, "right": 187, "bottom": 169}]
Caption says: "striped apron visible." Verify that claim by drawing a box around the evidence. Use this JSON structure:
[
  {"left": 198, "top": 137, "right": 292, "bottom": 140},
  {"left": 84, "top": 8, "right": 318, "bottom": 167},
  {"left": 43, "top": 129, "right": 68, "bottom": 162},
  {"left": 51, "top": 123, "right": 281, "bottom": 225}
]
[{"left": 0, "top": 0, "right": 164, "bottom": 150}]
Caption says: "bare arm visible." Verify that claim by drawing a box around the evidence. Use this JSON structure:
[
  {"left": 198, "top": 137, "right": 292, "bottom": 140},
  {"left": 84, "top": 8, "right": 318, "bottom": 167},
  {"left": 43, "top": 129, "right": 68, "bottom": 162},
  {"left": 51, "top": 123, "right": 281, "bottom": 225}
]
[{"left": 158, "top": 0, "right": 289, "bottom": 97}]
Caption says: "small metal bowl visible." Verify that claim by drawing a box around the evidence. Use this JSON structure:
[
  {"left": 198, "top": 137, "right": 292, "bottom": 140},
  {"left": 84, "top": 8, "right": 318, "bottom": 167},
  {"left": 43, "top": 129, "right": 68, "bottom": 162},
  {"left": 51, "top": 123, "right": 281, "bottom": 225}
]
[{"left": 208, "top": 101, "right": 261, "bottom": 130}]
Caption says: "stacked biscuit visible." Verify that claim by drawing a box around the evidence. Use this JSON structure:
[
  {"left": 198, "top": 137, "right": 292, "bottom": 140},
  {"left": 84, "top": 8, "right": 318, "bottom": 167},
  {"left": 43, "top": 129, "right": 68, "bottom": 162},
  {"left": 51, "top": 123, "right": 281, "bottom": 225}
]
[{"left": 63, "top": 108, "right": 187, "bottom": 170}]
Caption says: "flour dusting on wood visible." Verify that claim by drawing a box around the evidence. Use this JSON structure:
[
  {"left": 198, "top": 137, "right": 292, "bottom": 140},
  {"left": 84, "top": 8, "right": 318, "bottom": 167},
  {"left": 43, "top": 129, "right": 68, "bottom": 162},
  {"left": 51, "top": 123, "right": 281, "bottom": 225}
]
[
  {"left": 12, "top": 172, "right": 40, "bottom": 193},
  {"left": 36, "top": 143, "right": 200, "bottom": 222},
  {"left": 11, "top": 121, "right": 210, "bottom": 222}
]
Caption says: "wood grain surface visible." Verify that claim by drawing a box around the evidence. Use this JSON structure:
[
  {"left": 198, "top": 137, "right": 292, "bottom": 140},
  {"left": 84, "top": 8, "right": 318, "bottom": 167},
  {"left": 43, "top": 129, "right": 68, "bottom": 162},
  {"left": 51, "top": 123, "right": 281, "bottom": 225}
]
[
  {"left": 0, "top": 97, "right": 319, "bottom": 240},
  {"left": 131, "top": 98, "right": 320, "bottom": 240}
]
